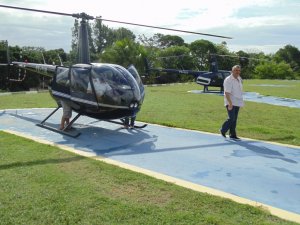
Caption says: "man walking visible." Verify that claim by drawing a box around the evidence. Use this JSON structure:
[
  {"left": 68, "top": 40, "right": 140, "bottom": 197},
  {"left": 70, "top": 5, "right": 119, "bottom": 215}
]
[{"left": 220, "top": 65, "right": 244, "bottom": 140}]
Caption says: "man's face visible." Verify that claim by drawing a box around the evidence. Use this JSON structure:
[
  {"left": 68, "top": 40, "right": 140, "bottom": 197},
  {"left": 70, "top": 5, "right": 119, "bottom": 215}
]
[{"left": 232, "top": 67, "right": 241, "bottom": 78}]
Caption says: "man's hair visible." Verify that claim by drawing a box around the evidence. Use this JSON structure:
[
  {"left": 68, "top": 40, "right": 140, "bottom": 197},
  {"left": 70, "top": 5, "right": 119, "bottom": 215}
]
[{"left": 232, "top": 65, "right": 241, "bottom": 71}]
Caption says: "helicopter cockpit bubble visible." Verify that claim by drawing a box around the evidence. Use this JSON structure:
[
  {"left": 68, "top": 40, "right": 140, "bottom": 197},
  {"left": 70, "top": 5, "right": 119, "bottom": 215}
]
[{"left": 68, "top": 63, "right": 142, "bottom": 109}]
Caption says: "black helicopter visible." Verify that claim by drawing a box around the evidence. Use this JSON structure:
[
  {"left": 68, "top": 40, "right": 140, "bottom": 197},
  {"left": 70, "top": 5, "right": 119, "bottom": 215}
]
[
  {"left": 0, "top": 4, "right": 232, "bottom": 137},
  {"left": 145, "top": 54, "right": 232, "bottom": 93}
]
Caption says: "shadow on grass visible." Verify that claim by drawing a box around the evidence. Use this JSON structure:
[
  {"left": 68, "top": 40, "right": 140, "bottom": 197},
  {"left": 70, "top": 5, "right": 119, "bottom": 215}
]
[{"left": 0, "top": 156, "right": 83, "bottom": 170}]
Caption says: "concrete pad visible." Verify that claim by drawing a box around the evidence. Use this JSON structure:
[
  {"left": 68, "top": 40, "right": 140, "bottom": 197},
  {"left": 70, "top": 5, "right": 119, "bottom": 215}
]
[
  {"left": 1, "top": 108, "right": 300, "bottom": 222},
  {"left": 188, "top": 90, "right": 300, "bottom": 108}
]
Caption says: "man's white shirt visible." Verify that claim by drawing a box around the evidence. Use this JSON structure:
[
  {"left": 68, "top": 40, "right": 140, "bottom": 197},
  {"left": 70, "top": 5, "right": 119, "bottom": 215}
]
[{"left": 223, "top": 74, "right": 244, "bottom": 107}]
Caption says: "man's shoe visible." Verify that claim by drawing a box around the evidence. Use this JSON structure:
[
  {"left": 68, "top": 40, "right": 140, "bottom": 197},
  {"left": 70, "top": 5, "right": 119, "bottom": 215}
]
[
  {"left": 230, "top": 136, "right": 241, "bottom": 140},
  {"left": 219, "top": 129, "right": 226, "bottom": 138}
]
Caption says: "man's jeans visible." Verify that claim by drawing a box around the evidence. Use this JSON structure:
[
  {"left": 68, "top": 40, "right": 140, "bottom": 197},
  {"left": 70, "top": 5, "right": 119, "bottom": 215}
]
[{"left": 221, "top": 105, "right": 240, "bottom": 137}]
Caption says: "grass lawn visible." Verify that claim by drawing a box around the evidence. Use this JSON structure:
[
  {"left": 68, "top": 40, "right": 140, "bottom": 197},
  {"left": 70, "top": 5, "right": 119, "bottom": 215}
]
[
  {"left": 0, "top": 79, "right": 299, "bottom": 224},
  {"left": 139, "top": 81, "right": 300, "bottom": 146}
]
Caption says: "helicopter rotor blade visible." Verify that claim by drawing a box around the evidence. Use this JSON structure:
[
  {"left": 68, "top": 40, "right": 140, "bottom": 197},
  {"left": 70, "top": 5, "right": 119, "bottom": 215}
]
[
  {"left": 95, "top": 17, "right": 232, "bottom": 39},
  {"left": 0, "top": 4, "right": 232, "bottom": 39},
  {"left": 0, "top": 4, "right": 75, "bottom": 17},
  {"left": 0, "top": 4, "right": 96, "bottom": 20}
]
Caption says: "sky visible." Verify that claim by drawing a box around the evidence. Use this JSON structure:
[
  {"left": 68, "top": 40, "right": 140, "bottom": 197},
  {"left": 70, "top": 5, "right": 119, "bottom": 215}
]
[{"left": 0, "top": 0, "right": 299, "bottom": 54}]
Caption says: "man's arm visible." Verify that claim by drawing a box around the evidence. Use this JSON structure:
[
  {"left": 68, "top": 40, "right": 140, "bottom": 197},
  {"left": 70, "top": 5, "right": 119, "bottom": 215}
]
[{"left": 225, "top": 92, "right": 233, "bottom": 110}]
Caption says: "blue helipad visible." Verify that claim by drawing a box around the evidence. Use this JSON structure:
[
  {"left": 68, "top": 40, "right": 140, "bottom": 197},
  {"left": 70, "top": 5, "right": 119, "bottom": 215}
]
[{"left": 1, "top": 108, "right": 300, "bottom": 222}]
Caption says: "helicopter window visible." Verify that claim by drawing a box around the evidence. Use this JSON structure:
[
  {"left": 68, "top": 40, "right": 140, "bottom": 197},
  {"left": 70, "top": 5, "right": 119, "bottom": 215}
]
[
  {"left": 224, "top": 72, "right": 231, "bottom": 78},
  {"left": 127, "top": 64, "right": 144, "bottom": 96},
  {"left": 87, "top": 66, "right": 124, "bottom": 105},
  {"left": 56, "top": 67, "right": 69, "bottom": 86},
  {"left": 91, "top": 66, "right": 129, "bottom": 89},
  {"left": 217, "top": 73, "right": 223, "bottom": 79},
  {"left": 113, "top": 66, "right": 138, "bottom": 89},
  {"left": 113, "top": 66, "right": 142, "bottom": 104},
  {"left": 71, "top": 67, "right": 91, "bottom": 93},
  {"left": 127, "top": 65, "right": 141, "bottom": 83}
]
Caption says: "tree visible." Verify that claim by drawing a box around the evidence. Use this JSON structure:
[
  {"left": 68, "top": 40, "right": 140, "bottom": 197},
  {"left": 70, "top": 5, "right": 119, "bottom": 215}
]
[
  {"left": 157, "top": 46, "right": 193, "bottom": 70},
  {"left": 138, "top": 33, "right": 185, "bottom": 49},
  {"left": 157, "top": 34, "right": 185, "bottom": 48},
  {"left": 100, "top": 38, "right": 147, "bottom": 73},
  {"left": 254, "top": 61, "right": 294, "bottom": 79},
  {"left": 69, "top": 19, "right": 79, "bottom": 64},
  {"left": 138, "top": 33, "right": 160, "bottom": 48},
  {"left": 214, "top": 42, "right": 236, "bottom": 71},
  {"left": 235, "top": 50, "right": 252, "bottom": 79},
  {"left": 274, "top": 45, "right": 300, "bottom": 77},
  {"left": 93, "top": 20, "right": 135, "bottom": 52},
  {"left": 114, "top": 27, "right": 136, "bottom": 42},
  {"left": 44, "top": 49, "right": 67, "bottom": 65},
  {"left": 0, "top": 40, "right": 9, "bottom": 90},
  {"left": 3, "top": 46, "right": 43, "bottom": 91},
  {"left": 93, "top": 19, "right": 107, "bottom": 53},
  {"left": 189, "top": 39, "right": 217, "bottom": 70}
]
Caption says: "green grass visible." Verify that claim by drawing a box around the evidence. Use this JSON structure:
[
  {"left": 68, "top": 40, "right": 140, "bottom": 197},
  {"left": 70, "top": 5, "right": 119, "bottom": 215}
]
[
  {"left": 139, "top": 82, "right": 300, "bottom": 146},
  {"left": 243, "top": 79, "right": 300, "bottom": 99},
  {"left": 0, "top": 91, "right": 57, "bottom": 109},
  {"left": 0, "top": 80, "right": 300, "bottom": 224},
  {"left": 0, "top": 131, "right": 297, "bottom": 225}
]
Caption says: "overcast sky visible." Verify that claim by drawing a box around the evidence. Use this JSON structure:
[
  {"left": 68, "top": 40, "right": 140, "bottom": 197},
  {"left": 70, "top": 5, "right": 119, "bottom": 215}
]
[{"left": 0, "top": 0, "right": 299, "bottom": 54}]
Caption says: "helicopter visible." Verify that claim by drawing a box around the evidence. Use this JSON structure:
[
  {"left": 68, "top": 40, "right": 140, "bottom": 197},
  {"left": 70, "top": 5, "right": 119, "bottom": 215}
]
[
  {"left": 0, "top": 4, "right": 232, "bottom": 137},
  {"left": 192, "top": 53, "right": 261, "bottom": 92},
  {"left": 145, "top": 54, "right": 232, "bottom": 93},
  {"left": 145, "top": 52, "right": 264, "bottom": 93}
]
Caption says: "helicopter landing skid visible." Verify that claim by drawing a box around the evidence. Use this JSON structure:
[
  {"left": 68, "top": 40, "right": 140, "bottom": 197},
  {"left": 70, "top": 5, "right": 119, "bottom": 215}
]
[
  {"left": 36, "top": 106, "right": 81, "bottom": 138},
  {"left": 133, "top": 124, "right": 148, "bottom": 129},
  {"left": 106, "top": 119, "right": 148, "bottom": 129}
]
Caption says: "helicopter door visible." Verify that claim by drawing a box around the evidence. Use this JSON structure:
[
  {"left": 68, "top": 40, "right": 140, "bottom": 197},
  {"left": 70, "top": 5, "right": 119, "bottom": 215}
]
[
  {"left": 70, "top": 66, "right": 97, "bottom": 109},
  {"left": 215, "top": 72, "right": 225, "bottom": 86},
  {"left": 53, "top": 66, "right": 71, "bottom": 100}
]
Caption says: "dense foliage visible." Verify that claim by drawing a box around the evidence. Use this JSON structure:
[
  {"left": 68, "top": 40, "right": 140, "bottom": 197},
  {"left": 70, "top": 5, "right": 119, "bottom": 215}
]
[{"left": 1, "top": 20, "right": 300, "bottom": 91}]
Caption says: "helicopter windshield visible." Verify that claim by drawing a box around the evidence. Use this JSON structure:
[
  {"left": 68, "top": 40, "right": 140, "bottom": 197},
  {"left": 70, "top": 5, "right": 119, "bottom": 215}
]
[{"left": 90, "top": 64, "right": 141, "bottom": 106}]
